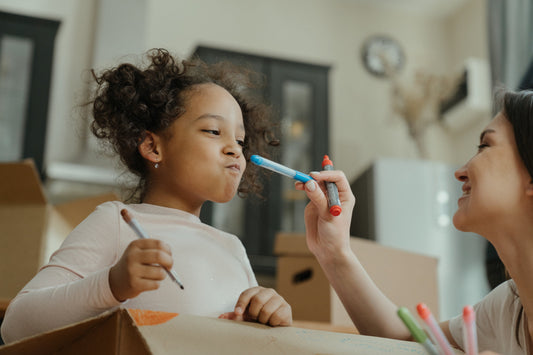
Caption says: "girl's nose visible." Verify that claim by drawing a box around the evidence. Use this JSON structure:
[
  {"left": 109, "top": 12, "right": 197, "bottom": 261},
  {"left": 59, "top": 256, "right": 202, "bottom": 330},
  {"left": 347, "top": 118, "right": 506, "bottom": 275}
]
[{"left": 223, "top": 140, "right": 242, "bottom": 157}]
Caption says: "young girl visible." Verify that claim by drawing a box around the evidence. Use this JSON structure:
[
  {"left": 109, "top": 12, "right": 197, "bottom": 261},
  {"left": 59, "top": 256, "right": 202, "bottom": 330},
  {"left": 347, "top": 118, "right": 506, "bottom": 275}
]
[
  {"left": 1, "top": 48, "right": 291, "bottom": 343},
  {"left": 295, "top": 90, "right": 533, "bottom": 354}
]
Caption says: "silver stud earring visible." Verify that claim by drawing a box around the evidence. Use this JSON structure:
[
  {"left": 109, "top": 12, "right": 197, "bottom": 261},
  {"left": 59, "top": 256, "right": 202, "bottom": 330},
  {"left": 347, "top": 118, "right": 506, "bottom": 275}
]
[{"left": 154, "top": 163, "right": 159, "bottom": 169}]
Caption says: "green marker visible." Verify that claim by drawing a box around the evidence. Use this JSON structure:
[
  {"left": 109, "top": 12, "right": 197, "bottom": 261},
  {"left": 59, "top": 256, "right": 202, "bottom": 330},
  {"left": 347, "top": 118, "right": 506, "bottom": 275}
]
[{"left": 397, "top": 307, "right": 438, "bottom": 355}]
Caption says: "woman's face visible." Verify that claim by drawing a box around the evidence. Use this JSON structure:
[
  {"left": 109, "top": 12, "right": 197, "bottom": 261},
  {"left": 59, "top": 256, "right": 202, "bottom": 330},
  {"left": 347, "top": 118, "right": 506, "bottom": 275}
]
[
  {"left": 453, "top": 112, "right": 532, "bottom": 234},
  {"left": 155, "top": 83, "right": 246, "bottom": 210}
]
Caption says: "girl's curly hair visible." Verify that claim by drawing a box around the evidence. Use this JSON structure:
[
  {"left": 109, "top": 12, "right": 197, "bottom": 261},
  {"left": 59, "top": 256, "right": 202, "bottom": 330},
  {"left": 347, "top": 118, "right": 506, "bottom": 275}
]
[{"left": 90, "top": 48, "right": 278, "bottom": 201}]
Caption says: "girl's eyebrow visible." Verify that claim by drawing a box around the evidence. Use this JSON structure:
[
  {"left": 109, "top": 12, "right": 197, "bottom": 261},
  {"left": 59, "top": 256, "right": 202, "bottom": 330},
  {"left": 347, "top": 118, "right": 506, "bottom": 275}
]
[
  {"left": 479, "top": 128, "right": 496, "bottom": 142},
  {"left": 195, "top": 113, "right": 224, "bottom": 121},
  {"left": 195, "top": 113, "right": 245, "bottom": 131}
]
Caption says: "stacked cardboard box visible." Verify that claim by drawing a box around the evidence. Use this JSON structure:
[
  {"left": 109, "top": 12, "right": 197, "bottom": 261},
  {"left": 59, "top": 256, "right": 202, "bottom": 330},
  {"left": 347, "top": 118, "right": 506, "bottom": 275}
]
[
  {"left": 0, "top": 160, "right": 119, "bottom": 304},
  {"left": 275, "top": 233, "right": 439, "bottom": 328}
]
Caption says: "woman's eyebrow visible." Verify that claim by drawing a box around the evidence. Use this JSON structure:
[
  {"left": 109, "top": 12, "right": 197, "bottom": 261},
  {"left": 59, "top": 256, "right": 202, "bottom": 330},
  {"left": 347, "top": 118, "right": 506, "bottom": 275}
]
[{"left": 479, "top": 128, "right": 496, "bottom": 142}]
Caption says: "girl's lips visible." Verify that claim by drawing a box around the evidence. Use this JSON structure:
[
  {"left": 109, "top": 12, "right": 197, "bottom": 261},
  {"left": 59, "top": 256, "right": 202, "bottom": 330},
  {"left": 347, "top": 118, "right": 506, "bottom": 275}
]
[{"left": 226, "top": 163, "right": 241, "bottom": 172}]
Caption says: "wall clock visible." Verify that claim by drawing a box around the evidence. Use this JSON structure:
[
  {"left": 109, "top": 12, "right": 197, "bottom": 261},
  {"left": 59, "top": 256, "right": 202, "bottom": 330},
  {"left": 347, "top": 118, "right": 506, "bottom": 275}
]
[{"left": 361, "top": 35, "right": 405, "bottom": 78}]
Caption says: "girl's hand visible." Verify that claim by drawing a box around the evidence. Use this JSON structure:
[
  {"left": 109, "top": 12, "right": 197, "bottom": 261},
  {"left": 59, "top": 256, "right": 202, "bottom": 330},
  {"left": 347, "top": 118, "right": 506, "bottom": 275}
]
[
  {"left": 109, "top": 238, "right": 173, "bottom": 301},
  {"left": 295, "top": 171, "right": 356, "bottom": 261},
  {"left": 218, "top": 286, "right": 292, "bottom": 327}
]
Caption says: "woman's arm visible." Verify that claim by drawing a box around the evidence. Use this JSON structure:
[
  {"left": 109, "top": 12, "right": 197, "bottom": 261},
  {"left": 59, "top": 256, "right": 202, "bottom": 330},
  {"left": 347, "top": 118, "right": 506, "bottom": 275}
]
[{"left": 296, "top": 170, "right": 411, "bottom": 339}]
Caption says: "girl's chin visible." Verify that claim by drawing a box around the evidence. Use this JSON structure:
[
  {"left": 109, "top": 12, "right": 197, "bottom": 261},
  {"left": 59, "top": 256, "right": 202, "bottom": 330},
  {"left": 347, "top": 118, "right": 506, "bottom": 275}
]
[{"left": 211, "top": 193, "right": 238, "bottom": 204}]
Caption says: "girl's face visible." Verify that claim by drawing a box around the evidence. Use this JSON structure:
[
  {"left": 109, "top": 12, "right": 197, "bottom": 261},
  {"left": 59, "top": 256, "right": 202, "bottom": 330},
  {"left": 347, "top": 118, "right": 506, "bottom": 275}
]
[
  {"left": 155, "top": 83, "right": 246, "bottom": 211},
  {"left": 453, "top": 112, "right": 532, "bottom": 234}
]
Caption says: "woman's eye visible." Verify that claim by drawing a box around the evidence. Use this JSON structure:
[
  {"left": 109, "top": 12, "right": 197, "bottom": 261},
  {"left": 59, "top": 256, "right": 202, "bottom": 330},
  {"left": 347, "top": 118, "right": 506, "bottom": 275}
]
[{"left": 477, "top": 143, "right": 489, "bottom": 151}]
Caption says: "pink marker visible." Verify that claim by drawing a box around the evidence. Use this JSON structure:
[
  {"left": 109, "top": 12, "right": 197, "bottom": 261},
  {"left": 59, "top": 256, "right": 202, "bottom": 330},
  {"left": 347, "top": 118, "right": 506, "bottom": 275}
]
[
  {"left": 462, "top": 305, "right": 478, "bottom": 355},
  {"left": 417, "top": 303, "right": 455, "bottom": 355}
]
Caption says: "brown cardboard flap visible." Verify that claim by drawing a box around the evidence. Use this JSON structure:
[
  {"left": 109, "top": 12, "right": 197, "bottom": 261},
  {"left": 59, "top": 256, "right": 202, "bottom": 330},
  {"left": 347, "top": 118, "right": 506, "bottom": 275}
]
[
  {"left": 137, "top": 312, "right": 459, "bottom": 354},
  {"left": 0, "top": 309, "right": 464, "bottom": 354},
  {"left": 0, "top": 160, "right": 46, "bottom": 205},
  {"left": 0, "top": 309, "right": 150, "bottom": 355},
  {"left": 0, "top": 205, "right": 49, "bottom": 300}
]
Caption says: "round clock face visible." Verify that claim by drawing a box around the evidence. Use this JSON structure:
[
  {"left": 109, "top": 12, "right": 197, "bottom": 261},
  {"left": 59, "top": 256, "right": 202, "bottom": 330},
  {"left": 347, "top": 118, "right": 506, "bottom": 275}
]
[{"left": 361, "top": 35, "right": 405, "bottom": 77}]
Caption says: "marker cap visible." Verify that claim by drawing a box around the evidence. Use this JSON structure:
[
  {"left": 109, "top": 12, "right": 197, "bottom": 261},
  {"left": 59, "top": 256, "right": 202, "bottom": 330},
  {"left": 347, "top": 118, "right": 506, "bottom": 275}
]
[
  {"left": 416, "top": 303, "right": 430, "bottom": 320},
  {"left": 322, "top": 155, "right": 333, "bottom": 168},
  {"left": 463, "top": 305, "right": 475, "bottom": 322},
  {"left": 329, "top": 205, "right": 342, "bottom": 216},
  {"left": 250, "top": 155, "right": 263, "bottom": 164},
  {"left": 294, "top": 171, "right": 313, "bottom": 183}
]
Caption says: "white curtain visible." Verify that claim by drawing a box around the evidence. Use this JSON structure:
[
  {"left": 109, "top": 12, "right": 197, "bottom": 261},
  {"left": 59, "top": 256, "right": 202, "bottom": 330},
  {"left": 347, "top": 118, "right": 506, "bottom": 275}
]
[{"left": 488, "top": 0, "right": 533, "bottom": 90}]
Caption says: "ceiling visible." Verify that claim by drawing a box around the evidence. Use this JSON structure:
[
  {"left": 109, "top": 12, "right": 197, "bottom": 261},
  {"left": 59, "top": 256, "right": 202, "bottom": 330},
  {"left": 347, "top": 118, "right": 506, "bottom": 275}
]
[{"left": 350, "top": 0, "right": 468, "bottom": 18}]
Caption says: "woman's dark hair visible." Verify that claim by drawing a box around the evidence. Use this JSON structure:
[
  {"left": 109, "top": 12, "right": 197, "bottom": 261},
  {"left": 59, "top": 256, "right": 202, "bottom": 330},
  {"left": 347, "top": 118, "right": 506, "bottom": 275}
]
[
  {"left": 502, "top": 90, "right": 533, "bottom": 181},
  {"left": 498, "top": 89, "right": 533, "bottom": 347},
  {"left": 89, "top": 48, "right": 278, "bottom": 201}
]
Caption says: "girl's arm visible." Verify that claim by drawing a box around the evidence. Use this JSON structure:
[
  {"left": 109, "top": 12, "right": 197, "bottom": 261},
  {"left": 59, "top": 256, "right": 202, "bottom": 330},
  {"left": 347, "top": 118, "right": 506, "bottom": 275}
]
[
  {"left": 0, "top": 203, "right": 123, "bottom": 343},
  {"left": 1, "top": 265, "right": 120, "bottom": 343}
]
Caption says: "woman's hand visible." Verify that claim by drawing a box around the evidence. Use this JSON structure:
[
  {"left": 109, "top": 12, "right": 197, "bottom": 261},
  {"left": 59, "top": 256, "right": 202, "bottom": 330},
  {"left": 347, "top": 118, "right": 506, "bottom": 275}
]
[
  {"left": 219, "top": 286, "right": 292, "bottom": 327},
  {"left": 295, "top": 170, "right": 356, "bottom": 261},
  {"left": 109, "top": 238, "right": 173, "bottom": 301}
]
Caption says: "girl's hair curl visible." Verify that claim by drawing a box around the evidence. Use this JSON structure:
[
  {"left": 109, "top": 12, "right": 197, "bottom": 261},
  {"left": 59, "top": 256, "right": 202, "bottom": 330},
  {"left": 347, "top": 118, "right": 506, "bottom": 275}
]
[{"left": 90, "top": 48, "right": 278, "bottom": 201}]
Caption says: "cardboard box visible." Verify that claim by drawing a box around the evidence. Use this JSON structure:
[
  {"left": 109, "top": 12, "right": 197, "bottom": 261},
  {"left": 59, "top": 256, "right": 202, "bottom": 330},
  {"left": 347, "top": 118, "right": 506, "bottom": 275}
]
[
  {"left": 0, "top": 160, "right": 119, "bottom": 303},
  {"left": 275, "top": 233, "right": 439, "bottom": 327},
  {"left": 0, "top": 308, "right": 463, "bottom": 354}
]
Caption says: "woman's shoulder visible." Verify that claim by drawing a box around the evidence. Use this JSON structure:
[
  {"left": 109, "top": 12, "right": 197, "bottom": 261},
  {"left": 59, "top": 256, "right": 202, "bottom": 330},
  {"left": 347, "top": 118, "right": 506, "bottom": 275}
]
[{"left": 486, "top": 279, "right": 517, "bottom": 303}]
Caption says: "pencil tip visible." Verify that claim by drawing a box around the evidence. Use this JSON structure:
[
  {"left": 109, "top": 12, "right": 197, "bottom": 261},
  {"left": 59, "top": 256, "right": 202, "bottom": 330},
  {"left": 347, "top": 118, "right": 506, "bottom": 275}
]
[{"left": 120, "top": 209, "right": 131, "bottom": 223}]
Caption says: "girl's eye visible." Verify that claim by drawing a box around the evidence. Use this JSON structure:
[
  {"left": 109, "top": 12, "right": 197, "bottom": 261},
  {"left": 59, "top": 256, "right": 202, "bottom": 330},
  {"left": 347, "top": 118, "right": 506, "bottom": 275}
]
[
  {"left": 237, "top": 140, "right": 245, "bottom": 147},
  {"left": 203, "top": 129, "right": 220, "bottom": 135}
]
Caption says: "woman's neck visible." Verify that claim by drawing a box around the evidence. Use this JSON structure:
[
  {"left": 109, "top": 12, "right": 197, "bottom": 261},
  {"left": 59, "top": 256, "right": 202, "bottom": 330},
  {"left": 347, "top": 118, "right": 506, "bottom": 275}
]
[{"left": 491, "top": 227, "right": 533, "bottom": 351}]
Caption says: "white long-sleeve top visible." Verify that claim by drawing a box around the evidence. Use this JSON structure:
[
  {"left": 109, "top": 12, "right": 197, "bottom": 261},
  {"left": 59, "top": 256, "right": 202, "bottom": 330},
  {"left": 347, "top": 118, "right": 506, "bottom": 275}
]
[{"left": 1, "top": 201, "right": 257, "bottom": 343}]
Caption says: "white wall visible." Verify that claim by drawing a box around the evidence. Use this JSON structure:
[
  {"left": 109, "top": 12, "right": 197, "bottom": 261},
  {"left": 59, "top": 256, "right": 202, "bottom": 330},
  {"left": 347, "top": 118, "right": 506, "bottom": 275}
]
[
  {"left": 0, "top": 0, "right": 489, "bottom": 183},
  {"left": 144, "top": 0, "right": 488, "bottom": 181}
]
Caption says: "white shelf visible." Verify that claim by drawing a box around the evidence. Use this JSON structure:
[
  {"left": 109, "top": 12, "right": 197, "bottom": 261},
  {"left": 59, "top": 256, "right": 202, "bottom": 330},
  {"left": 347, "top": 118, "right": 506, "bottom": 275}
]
[{"left": 46, "top": 161, "right": 135, "bottom": 187}]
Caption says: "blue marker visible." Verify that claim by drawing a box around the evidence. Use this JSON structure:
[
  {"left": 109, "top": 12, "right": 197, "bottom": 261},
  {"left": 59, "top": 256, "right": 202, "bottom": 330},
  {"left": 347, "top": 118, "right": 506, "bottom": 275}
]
[{"left": 250, "top": 155, "right": 313, "bottom": 183}]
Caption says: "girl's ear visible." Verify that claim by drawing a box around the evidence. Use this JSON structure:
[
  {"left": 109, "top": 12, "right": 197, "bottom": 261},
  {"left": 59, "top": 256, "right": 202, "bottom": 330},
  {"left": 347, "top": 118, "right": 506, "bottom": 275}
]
[{"left": 138, "top": 131, "right": 163, "bottom": 164}]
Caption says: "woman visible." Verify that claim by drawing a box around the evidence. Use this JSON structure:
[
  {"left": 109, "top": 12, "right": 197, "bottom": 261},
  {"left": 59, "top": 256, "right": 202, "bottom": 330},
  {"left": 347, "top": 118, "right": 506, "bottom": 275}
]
[{"left": 295, "top": 90, "right": 533, "bottom": 354}]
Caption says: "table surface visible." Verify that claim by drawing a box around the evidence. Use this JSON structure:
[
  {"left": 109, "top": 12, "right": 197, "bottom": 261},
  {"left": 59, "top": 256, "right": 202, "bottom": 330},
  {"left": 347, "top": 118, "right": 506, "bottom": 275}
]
[{"left": 292, "top": 320, "right": 358, "bottom": 334}]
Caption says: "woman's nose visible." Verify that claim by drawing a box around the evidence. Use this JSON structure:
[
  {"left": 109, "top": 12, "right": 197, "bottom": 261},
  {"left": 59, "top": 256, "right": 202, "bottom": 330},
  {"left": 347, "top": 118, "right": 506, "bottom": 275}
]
[{"left": 454, "top": 164, "right": 468, "bottom": 182}]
